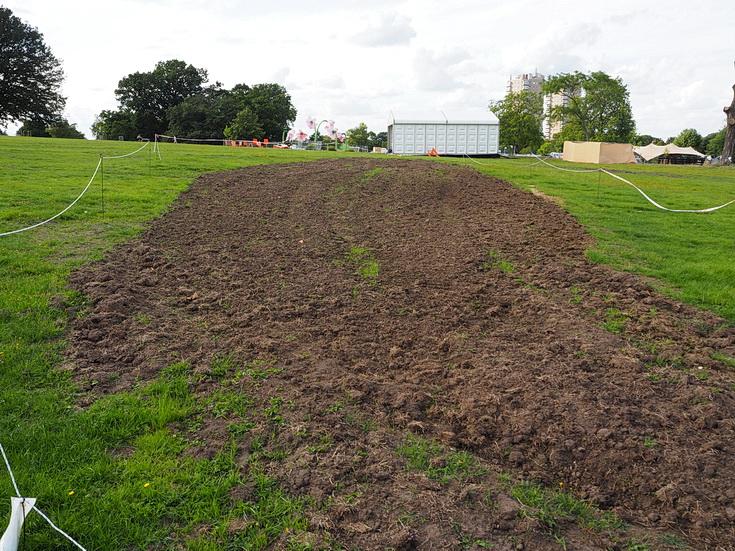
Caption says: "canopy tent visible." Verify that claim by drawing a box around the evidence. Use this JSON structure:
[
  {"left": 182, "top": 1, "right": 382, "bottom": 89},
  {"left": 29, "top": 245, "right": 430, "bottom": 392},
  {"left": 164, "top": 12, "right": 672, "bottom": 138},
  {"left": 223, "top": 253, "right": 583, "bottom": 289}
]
[
  {"left": 633, "top": 143, "right": 705, "bottom": 162},
  {"left": 562, "top": 141, "right": 636, "bottom": 164}
]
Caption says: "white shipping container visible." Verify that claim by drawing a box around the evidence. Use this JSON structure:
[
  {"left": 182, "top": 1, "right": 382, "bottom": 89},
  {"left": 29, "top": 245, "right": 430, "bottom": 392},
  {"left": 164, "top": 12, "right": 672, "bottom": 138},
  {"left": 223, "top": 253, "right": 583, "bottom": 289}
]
[{"left": 387, "top": 110, "right": 499, "bottom": 156}]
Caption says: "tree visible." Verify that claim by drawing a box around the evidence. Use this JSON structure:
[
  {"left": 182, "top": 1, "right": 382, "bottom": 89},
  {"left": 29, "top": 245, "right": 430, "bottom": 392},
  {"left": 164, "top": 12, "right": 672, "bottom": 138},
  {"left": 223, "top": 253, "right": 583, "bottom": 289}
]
[
  {"left": 488, "top": 90, "right": 544, "bottom": 153},
  {"left": 371, "top": 131, "right": 388, "bottom": 149},
  {"left": 346, "top": 123, "right": 371, "bottom": 147},
  {"left": 702, "top": 127, "right": 726, "bottom": 157},
  {"left": 223, "top": 107, "right": 264, "bottom": 140},
  {"left": 167, "top": 85, "right": 243, "bottom": 139},
  {"left": 239, "top": 84, "right": 297, "bottom": 141},
  {"left": 113, "top": 59, "right": 208, "bottom": 137},
  {"left": 673, "top": 128, "right": 703, "bottom": 151},
  {"left": 632, "top": 134, "right": 663, "bottom": 146},
  {"left": 722, "top": 83, "right": 735, "bottom": 165},
  {"left": 46, "top": 119, "right": 86, "bottom": 139},
  {"left": 91, "top": 109, "right": 137, "bottom": 140},
  {"left": 0, "top": 7, "right": 65, "bottom": 129},
  {"left": 17, "top": 117, "right": 54, "bottom": 137},
  {"left": 542, "top": 71, "right": 635, "bottom": 143}
]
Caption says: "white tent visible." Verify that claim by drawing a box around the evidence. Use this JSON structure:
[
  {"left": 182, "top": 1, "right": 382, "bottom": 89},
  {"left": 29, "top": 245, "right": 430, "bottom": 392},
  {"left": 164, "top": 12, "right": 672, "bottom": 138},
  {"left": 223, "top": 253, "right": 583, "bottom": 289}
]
[{"left": 633, "top": 143, "right": 705, "bottom": 162}]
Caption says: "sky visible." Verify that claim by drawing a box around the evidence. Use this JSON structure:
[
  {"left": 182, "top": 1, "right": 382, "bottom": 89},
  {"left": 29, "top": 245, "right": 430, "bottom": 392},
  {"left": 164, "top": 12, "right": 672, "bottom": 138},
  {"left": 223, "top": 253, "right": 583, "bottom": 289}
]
[{"left": 4, "top": 0, "right": 735, "bottom": 141}]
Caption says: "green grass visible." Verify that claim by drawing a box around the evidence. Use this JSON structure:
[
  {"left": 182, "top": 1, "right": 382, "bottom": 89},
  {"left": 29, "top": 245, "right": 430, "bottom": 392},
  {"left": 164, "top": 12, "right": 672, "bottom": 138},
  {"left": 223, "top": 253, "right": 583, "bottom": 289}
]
[
  {"left": 344, "top": 246, "right": 380, "bottom": 282},
  {"left": 397, "top": 434, "right": 487, "bottom": 483},
  {"left": 1, "top": 137, "right": 733, "bottom": 548},
  {"left": 0, "top": 137, "right": 356, "bottom": 550},
  {"left": 442, "top": 156, "right": 735, "bottom": 322}
]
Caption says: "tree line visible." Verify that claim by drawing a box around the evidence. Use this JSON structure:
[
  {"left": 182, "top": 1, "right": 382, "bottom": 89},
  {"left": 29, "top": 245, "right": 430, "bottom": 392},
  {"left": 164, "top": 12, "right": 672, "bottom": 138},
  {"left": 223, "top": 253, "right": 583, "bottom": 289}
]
[
  {"left": 2, "top": 6, "right": 733, "bottom": 161},
  {"left": 489, "top": 70, "right": 730, "bottom": 160},
  {"left": 91, "top": 59, "right": 297, "bottom": 142},
  {"left": 0, "top": 8, "right": 296, "bottom": 142}
]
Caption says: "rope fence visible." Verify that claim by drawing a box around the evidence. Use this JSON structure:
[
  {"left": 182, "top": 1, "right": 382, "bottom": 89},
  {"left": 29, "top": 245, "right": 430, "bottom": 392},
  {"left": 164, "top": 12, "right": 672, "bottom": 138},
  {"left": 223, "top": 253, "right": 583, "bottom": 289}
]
[
  {"left": 462, "top": 153, "right": 735, "bottom": 214},
  {"left": 0, "top": 141, "right": 151, "bottom": 237}
]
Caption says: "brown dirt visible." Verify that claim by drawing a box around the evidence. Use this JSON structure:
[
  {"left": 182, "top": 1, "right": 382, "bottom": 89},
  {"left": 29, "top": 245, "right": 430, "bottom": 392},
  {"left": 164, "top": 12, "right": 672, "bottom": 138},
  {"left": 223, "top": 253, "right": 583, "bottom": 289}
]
[{"left": 65, "top": 158, "right": 735, "bottom": 550}]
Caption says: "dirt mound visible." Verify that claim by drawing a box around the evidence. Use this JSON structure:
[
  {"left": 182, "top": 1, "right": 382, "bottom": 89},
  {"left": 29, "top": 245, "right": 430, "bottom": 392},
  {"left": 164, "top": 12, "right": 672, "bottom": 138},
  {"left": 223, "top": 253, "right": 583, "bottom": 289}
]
[{"left": 66, "top": 158, "right": 735, "bottom": 549}]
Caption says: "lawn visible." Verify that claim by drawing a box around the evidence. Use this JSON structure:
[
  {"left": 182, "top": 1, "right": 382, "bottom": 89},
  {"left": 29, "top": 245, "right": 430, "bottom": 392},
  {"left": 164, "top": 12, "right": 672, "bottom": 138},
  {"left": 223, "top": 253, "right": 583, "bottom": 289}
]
[{"left": 1, "top": 136, "right": 734, "bottom": 549}]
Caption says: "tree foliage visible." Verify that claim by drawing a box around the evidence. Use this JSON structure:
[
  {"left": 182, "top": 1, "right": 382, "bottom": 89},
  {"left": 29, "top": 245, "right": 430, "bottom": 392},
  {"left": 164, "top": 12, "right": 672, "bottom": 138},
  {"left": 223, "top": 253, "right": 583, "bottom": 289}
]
[
  {"left": 46, "top": 118, "right": 86, "bottom": 139},
  {"left": 632, "top": 134, "right": 663, "bottom": 146},
  {"left": 167, "top": 84, "right": 243, "bottom": 139},
  {"left": 0, "top": 7, "right": 65, "bottom": 128},
  {"left": 16, "top": 117, "right": 54, "bottom": 138},
  {"left": 673, "top": 128, "right": 703, "bottom": 151},
  {"left": 346, "top": 123, "right": 370, "bottom": 147},
  {"left": 223, "top": 107, "right": 264, "bottom": 140},
  {"left": 489, "top": 90, "right": 544, "bottom": 153},
  {"left": 542, "top": 71, "right": 635, "bottom": 143},
  {"left": 91, "top": 109, "right": 138, "bottom": 140},
  {"left": 94, "top": 61, "right": 297, "bottom": 141},
  {"left": 240, "top": 84, "right": 297, "bottom": 141},
  {"left": 93, "top": 59, "right": 208, "bottom": 139},
  {"left": 702, "top": 127, "right": 726, "bottom": 157},
  {"left": 113, "top": 59, "right": 208, "bottom": 138}
]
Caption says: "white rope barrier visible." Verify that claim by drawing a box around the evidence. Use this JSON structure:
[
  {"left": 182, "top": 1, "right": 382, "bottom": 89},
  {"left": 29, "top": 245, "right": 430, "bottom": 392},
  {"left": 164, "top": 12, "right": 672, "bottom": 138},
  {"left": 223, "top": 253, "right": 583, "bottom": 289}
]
[
  {"left": 0, "top": 159, "right": 102, "bottom": 237},
  {"left": 529, "top": 154, "right": 735, "bottom": 213},
  {"left": 0, "top": 142, "right": 151, "bottom": 237},
  {"left": 100, "top": 140, "right": 150, "bottom": 159},
  {"left": 154, "top": 134, "right": 225, "bottom": 145},
  {"left": 599, "top": 169, "right": 735, "bottom": 213},
  {"left": 0, "top": 443, "right": 87, "bottom": 551},
  {"left": 0, "top": 444, "right": 21, "bottom": 498}
]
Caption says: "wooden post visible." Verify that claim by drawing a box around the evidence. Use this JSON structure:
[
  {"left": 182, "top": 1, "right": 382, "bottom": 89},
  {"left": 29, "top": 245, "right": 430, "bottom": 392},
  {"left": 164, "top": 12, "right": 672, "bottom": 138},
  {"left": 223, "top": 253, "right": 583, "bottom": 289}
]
[{"left": 722, "top": 83, "right": 735, "bottom": 165}]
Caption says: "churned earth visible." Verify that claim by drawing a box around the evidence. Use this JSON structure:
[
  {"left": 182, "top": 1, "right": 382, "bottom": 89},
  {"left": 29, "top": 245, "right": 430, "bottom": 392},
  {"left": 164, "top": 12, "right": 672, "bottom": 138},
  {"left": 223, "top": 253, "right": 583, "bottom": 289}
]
[{"left": 66, "top": 157, "right": 735, "bottom": 550}]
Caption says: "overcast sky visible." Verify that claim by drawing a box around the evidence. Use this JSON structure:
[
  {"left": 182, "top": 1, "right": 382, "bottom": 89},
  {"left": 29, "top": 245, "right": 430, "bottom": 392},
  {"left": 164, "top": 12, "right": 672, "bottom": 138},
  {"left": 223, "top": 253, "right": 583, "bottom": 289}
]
[{"left": 4, "top": 0, "right": 735, "bottom": 141}]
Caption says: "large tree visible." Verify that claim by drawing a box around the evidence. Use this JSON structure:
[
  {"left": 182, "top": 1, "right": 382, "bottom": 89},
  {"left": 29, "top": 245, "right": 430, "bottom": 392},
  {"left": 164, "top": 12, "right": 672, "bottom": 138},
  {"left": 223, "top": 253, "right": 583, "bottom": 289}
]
[
  {"left": 111, "top": 59, "right": 208, "bottom": 138},
  {"left": 702, "top": 127, "right": 726, "bottom": 157},
  {"left": 238, "top": 83, "right": 297, "bottom": 141},
  {"left": 673, "top": 128, "right": 703, "bottom": 151},
  {"left": 91, "top": 109, "right": 137, "bottom": 140},
  {"left": 346, "top": 122, "right": 371, "bottom": 147},
  {"left": 46, "top": 118, "right": 85, "bottom": 139},
  {"left": 223, "top": 107, "right": 264, "bottom": 141},
  {"left": 489, "top": 90, "right": 544, "bottom": 153},
  {"left": 0, "top": 7, "right": 65, "bottom": 129},
  {"left": 542, "top": 71, "right": 635, "bottom": 143},
  {"left": 166, "top": 84, "right": 243, "bottom": 139}
]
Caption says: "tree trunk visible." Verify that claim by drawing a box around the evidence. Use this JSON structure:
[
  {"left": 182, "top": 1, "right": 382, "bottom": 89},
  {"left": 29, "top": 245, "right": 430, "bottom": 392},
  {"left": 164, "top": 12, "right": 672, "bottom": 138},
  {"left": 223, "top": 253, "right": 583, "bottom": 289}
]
[{"left": 722, "top": 84, "right": 735, "bottom": 165}]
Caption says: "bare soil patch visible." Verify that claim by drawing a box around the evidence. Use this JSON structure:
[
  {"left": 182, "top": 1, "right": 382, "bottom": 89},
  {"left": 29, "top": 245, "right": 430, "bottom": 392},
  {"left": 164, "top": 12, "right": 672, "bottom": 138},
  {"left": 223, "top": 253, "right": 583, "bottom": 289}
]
[{"left": 66, "top": 158, "right": 735, "bottom": 550}]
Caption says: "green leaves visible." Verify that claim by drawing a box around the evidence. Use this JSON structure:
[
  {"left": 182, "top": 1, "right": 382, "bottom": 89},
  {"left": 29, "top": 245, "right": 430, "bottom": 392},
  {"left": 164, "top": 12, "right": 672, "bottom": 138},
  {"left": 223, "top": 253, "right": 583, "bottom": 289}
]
[
  {"left": 0, "top": 7, "right": 66, "bottom": 126},
  {"left": 542, "top": 70, "right": 635, "bottom": 143}
]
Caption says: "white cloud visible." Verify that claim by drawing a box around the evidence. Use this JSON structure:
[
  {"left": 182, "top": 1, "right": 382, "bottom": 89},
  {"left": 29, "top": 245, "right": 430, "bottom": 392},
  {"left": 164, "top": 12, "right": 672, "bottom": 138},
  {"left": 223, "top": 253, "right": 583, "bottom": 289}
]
[
  {"left": 350, "top": 11, "right": 416, "bottom": 48},
  {"left": 411, "top": 47, "right": 473, "bottom": 92},
  {"left": 3, "top": 0, "right": 735, "bottom": 140}
]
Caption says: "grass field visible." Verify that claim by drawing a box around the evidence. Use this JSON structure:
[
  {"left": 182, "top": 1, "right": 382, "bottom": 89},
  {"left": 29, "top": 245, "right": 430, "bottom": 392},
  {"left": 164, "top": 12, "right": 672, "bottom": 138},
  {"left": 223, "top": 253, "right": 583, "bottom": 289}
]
[
  {"left": 447, "top": 155, "right": 735, "bottom": 321},
  {"left": 1, "top": 136, "right": 734, "bottom": 550}
]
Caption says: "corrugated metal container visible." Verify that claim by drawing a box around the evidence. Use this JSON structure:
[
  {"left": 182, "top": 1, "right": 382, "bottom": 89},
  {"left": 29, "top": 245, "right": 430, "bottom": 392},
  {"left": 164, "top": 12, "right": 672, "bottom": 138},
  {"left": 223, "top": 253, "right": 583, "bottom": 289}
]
[{"left": 387, "top": 110, "right": 499, "bottom": 156}]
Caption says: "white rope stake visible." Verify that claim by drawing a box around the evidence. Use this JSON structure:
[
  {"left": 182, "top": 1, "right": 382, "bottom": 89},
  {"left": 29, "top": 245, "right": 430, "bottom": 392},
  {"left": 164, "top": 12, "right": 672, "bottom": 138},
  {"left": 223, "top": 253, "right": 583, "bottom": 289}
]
[
  {"left": 0, "top": 497, "right": 36, "bottom": 551},
  {"left": 0, "top": 443, "right": 87, "bottom": 551}
]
